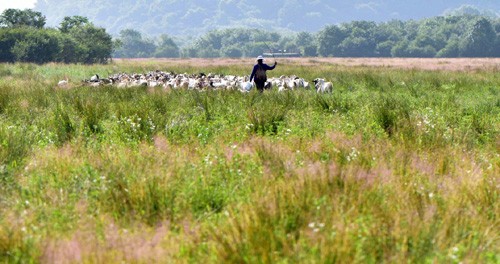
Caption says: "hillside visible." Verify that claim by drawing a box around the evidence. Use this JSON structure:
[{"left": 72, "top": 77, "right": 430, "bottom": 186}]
[{"left": 34, "top": 0, "right": 499, "bottom": 36}]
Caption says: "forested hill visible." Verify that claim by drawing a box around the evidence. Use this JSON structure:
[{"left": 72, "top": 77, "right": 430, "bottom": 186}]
[{"left": 34, "top": 0, "right": 499, "bottom": 36}]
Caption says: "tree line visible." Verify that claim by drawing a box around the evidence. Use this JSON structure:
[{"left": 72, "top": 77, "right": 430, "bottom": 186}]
[
  {"left": 175, "top": 15, "right": 499, "bottom": 58},
  {"left": 91, "top": 13, "right": 500, "bottom": 59},
  {"left": 34, "top": 0, "right": 500, "bottom": 38},
  {"left": 0, "top": 9, "right": 113, "bottom": 64},
  {"left": 1, "top": 8, "right": 499, "bottom": 64},
  {"left": 316, "top": 16, "right": 500, "bottom": 58}
]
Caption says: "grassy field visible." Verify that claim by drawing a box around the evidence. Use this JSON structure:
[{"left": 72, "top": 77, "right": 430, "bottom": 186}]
[{"left": 0, "top": 59, "right": 499, "bottom": 263}]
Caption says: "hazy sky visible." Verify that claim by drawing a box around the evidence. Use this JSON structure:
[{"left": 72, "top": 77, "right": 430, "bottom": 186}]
[{"left": 0, "top": 0, "right": 36, "bottom": 13}]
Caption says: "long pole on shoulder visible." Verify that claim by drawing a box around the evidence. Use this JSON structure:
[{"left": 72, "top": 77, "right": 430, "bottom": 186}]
[{"left": 264, "top": 41, "right": 276, "bottom": 64}]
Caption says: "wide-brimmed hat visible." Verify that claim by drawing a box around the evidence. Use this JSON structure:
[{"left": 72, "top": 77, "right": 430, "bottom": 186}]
[{"left": 256, "top": 55, "right": 264, "bottom": 61}]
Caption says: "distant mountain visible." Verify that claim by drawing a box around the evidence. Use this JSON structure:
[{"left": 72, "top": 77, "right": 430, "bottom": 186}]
[{"left": 34, "top": 0, "right": 499, "bottom": 37}]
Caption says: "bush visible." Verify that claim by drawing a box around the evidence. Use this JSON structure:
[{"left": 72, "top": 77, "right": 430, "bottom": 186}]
[
  {"left": 10, "top": 29, "right": 61, "bottom": 64},
  {"left": 67, "top": 24, "right": 113, "bottom": 63},
  {"left": 0, "top": 23, "right": 112, "bottom": 64}
]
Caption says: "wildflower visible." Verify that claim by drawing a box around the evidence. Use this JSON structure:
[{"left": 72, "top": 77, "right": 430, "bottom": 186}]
[
  {"left": 309, "top": 222, "right": 324, "bottom": 232},
  {"left": 347, "top": 147, "right": 359, "bottom": 162},
  {"left": 449, "top": 246, "right": 460, "bottom": 260}
]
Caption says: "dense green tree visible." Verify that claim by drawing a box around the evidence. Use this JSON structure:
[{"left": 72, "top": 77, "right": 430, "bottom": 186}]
[
  {"left": 154, "top": 34, "right": 180, "bottom": 58},
  {"left": 182, "top": 47, "right": 198, "bottom": 58},
  {"left": 59, "top": 16, "right": 90, "bottom": 33},
  {"left": 55, "top": 15, "right": 95, "bottom": 63},
  {"left": 317, "top": 25, "right": 346, "bottom": 57},
  {"left": 493, "top": 34, "right": 500, "bottom": 57},
  {"left": 372, "top": 20, "right": 406, "bottom": 57},
  {"left": 295, "top": 31, "right": 314, "bottom": 47},
  {"left": 67, "top": 24, "right": 113, "bottom": 63},
  {"left": 56, "top": 34, "right": 82, "bottom": 63},
  {"left": 252, "top": 31, "right": 281, "bottom": 43},
  {"left": 493, "top": 20, "right": 500, "bottom": 34},
  {"left": 412, "top": 18, "right": 448, "bottom": 52},
  {"left": 11, "top": 29, "right": 61, "bottom": 63},
  {"left": 303, "top": 45, "right": 318, "bottom": 57},
  {"left": 198, "top": 46, "right": 221, "bottom": 58},
  {"left": 338, "top": 36, "right": 375, "bottom": 57},
  {"left": 221, "top": 29, "right": 251, "bottom": 47},
  {"left": 391, "top": 39, "right": 437, "bottom": 58},
  {"left": 114, "top": 29, "right": 156, "bottom": 58},
  {"left": 0, "top": 10, "right": 113, "bottom": 64},
  {"left": 221, "top": 45, "right": 243, "bottom": 58},
  {"left": 459, "top": 18, "right": 496, "bottom": 57},
  {"left": 244, "top": 42, "right": 268, "bottom": 57},
  {"left": 198, "top": 31, "right": 224, "bottom": 50},
  {"left": 0, "top": 9, "right": 46, "bottom": 28},
  {"left": 376, "top": 41, "right": 396, "bottom": 57},
  {"left": 391, "top": 39, "right": 410, "bottom": 57},
  {"left": 436, "top": 35, "right": 460, "bottom": 58},
  {"left": 278, "top": 36, "right": 298, "bottom": 53},
  {"left": 322, "top": 21, "right": 378, "bottom": 57},
  {"left": 0, "top": 29, "right": 19, "bottom": 62},
  {"left": 374, "top": 20, "right": 406, "bottom": 43},
  {"left": 402, "top": 20, "right": 420, "bottom": 41},
  {"left": 0, "top": 28, "right": 65, "bottom": 63},
  {"left": 293, "top": 32, "right": 316, "bottom": 56}
]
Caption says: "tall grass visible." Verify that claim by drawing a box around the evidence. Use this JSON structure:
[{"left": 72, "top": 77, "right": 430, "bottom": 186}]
[{"left": 0, "top": 60, "right": 498, "bottom": 263}]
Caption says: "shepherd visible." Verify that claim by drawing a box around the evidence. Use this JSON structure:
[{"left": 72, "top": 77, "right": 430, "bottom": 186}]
[{"left": 249, "top": 55, "right": 277, "bottom": 92}]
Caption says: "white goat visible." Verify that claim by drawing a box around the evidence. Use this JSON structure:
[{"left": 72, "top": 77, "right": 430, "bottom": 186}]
[
  {"left": 58, "top": 78, "right": 69, "bottom": 88},
  {"left": 90, "top": 74, "right": 99, "bottom": 82},
  {"left": 313, "top": 78, "right": 333, "bottom": 93}
]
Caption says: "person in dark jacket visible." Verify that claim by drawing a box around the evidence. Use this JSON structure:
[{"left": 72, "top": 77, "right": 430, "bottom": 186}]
[{"left": 250, "top": 55, "right": 277, "bottom": 92}]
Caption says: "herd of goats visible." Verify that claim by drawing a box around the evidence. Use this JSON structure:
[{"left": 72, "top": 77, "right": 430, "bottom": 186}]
[{"left": 58, "top": 70, "right": 333, "bottom": 93}]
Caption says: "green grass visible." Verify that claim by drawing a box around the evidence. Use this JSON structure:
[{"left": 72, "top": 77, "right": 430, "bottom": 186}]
[{"left": 0, "top": 60, "right": 498, "bottom": 263}]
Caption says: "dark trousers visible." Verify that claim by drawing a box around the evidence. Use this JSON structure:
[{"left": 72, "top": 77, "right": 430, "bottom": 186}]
[{"left": 254, "top": 78, "right": 266, "bottom": 92}]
